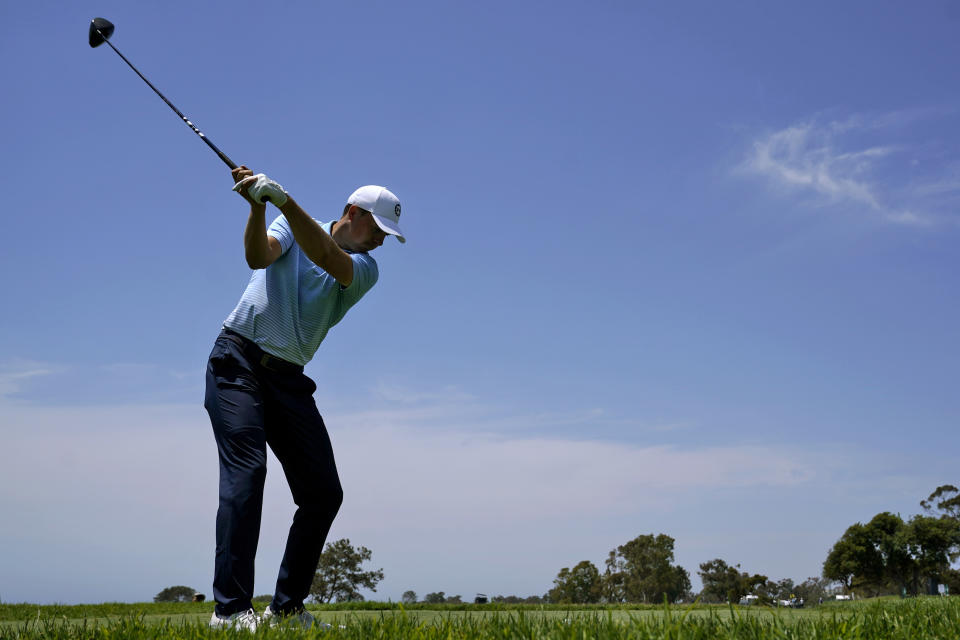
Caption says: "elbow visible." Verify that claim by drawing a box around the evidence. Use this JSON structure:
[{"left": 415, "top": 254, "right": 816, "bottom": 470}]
[{"left": 246, "top": 254, "right": 270, "bottom": 270}]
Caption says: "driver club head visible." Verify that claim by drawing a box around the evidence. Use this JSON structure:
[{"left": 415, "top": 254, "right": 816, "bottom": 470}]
[
  {"left": 89, "top": 18, "right": 114, "bottom": 48},
  {"left": 86, "top": 16, "right": 241, "bottom": 170}
]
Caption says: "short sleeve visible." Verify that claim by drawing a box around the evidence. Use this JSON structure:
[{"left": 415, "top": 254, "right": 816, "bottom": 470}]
[
  {"left": 340, "top": 253, "right": 379, "bottom": 303},
  {"left": 267, "top": 215, "right": 295, "bottom": 255}
]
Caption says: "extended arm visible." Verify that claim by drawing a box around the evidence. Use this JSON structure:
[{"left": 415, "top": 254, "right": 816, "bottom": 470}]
[
  {"left": 231, "top": 166, "right": 354, "bottom": 285},
  {"left": 232, "top": 166, "right": 282, "bottom": 269},
  {"left": 277, "top": 197, "right": 354, "bottom": 286},
  {"left": 242, "top": 201, "right": 282, "bottom": 269}
]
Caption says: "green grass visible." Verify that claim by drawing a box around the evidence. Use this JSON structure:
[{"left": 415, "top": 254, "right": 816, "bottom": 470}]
[
  {"left": 1, "top": 598, "right": 958, "bottom": 639},
  {"left": 0, "top": 599, "right": 859, "bottom": 622}
]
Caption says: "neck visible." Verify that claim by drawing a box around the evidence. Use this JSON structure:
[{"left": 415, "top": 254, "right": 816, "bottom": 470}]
[{"left": 331, "top": 219, "right": 350, "bottom": 251}]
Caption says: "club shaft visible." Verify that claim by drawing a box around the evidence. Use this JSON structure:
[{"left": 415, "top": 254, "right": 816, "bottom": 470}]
[{"left": 100, "top": 35, "right": 238, "bottom": 170}]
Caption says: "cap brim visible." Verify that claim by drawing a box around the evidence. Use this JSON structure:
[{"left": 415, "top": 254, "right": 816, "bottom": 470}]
[{"left": 372, "top": 214, "right": 406, "bottom": 243}]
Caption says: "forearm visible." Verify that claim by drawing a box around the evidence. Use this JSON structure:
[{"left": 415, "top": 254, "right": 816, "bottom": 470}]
[
  {"left": 243, "top": 203, "right": 272, "bottom": 269},
  {"left": 278, "top": 197, "right": 351, "bottom": 280}
]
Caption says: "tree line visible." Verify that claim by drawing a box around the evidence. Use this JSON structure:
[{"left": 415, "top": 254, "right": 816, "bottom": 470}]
[
  {"left": 545, "top": 484, "right": 960, "bottom": 604},
  {"left": 156, "top": 484, "right": 960, "bottom": 605},
  {"left": 823, "top": 485, "right": 960, "bottom": 597},
  {"left": 399, "top": 591, "right": 547, "bottom": 605}
]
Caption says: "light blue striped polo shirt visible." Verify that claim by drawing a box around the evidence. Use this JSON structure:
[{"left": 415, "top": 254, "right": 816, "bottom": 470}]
[{"left": 223, "top": 216, "right": 379, "bottom": 366}]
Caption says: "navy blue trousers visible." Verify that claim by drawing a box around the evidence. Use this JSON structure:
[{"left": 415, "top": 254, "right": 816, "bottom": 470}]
[{"left": 204, "top": 329, "right": 343, "bottom": 617}]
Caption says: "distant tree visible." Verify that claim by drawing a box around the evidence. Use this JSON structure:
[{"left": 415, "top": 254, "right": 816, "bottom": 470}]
[
  {"left": 423, "top": 592, "right": 446, "bottom": 604},
  {"left": 401, "top": 590, "right": 417, "bottom": 604},
  {"left": 904, "top": 514, "right": 960, "bottom": 593},
  {"left": 756, "top": 578, "right": 795, "bottom": 603},
  {"left": 605, "top": 534, "right": 691, "bottom": 603},
  {"left": 774, "top": 578, "right": 796, "bottom": 601},
  {"left": 754, "top": 577, "right": 824, "bottom": 605},
  {"left": 252, "top": 594, "right": 272, "bottom": 604},
  {"left": 752, "top": 580, "right": 775, "bottom": 604},
  {"left": 523, "top": 595, "right": 544, "bottom": 604},
  {"left": 491, "top": 595, "right": 523, "bottom": 604},
  {"left": 697, "top": 559, "right": 766, "bottom": 603},
  {"left": 601, "top": 551, "right": 625, "bottom": 602},
  {"left": 823, "top": 522, "right": 880, "bottom": 592},
  {"left": 698, "top": 559, "right": 737, "bottom": 603},
  {"left": 792, "top": 577, "right": 831, "bottom": 604},
  {"left": 944, "top": 568, "right": 960, "bottom": 595},
  {"left": 549, "top": 560, "right": 602, "bottom": 604},
  {"left": 870, "top": 512, "right": 913, "bottom": 592},
  {"left": 918, "top": 484, "right": 960, "bottom": 594},
  {"left": 154, "top": 586, "right": 195, "bottom": 603},
  {"left": 823, "top": 509, "right": 960, "bottom": 597},
  {"left": 445, "top": 595, "right": 463, "bottom": 604},
  {"left": 823, "top": 513, "right": 910, "bottom": 596},
  {"left": 309, "top": 538, "right": 384, "bottom": 603},
  {"left": 921, "top": 485, "right": 960, "bottom": 520}
]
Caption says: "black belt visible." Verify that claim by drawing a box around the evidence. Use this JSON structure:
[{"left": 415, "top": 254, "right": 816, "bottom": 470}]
[{"left": 221, "top": 328, "right": 303, "bottom": 373}]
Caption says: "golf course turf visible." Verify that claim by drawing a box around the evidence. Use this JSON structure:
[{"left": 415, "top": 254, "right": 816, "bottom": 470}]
[{"left": 2, "top": 597, "right": 960, "bottom": 639}]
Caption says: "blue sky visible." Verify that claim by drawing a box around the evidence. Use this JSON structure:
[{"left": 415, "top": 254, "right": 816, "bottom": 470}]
[{"left": 2, "top": 0, "right": 959, "bottom": 604}]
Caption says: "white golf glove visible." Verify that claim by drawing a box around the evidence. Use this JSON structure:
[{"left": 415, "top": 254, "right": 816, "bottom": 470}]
[{"left": 233, "top": 173, "right": 288, "bottom": 207}]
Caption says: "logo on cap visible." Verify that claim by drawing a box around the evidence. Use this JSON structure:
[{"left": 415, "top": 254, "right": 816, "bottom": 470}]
[{"left": 394, "top": 203, "right": 401, "bottom": 217}]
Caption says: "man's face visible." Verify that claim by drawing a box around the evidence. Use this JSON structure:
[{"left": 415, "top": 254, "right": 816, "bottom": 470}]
[{"left": 349, "top": 208, "right": 388, "bottom": 252}]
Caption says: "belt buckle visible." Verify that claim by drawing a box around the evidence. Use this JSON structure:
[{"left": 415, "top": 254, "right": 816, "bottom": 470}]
[{"left": 260, "top": 353, "right": 277, "bottom": 371}]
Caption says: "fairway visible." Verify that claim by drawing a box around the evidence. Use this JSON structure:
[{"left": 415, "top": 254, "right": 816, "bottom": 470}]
[
  {"left": 4, "top": 599, "right": 960, "bottom": 639},
  {"left": 0, "top": 605, "right": 821, "bottom": 628}
]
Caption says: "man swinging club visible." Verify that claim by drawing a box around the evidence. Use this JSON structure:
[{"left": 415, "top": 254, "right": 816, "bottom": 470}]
[{"left": 204, "top": 167, "right": 405, "bottom": 630}]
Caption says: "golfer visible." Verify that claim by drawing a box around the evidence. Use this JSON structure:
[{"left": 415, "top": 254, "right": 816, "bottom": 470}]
[{"left": 204, "top": 166, "right": 405, "bottom": 630}]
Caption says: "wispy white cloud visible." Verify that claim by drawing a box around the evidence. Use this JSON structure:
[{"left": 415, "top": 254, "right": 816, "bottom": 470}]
[
  {"left": 337, "top": 384, "right": 685, "bottom": 438},
  {"left": 0, "top": 360, "right": 62, "bottom": 398},
  {"left": 909, "top": 163, "right": 960, "bottom": 202},
  {"left": 334, "top": 421, "right": 818, "bottom": 524},
  {"left": 370, "top": 382, "right": 478, "bottom": 406},
  {"left": 827, "top": 106, "right": 952, "bottom": 134},
  {"left": 1, "top": 375, "right": 952, "bottom": 603},
  {"left": 0, "top": 395, "right": 835, "bottom": 603},
  {"left": 740, "top": 109, "right": 959, "bottom": 226},
  {"left": 0, "top": 359, "right": 202, "bottom": 406}
]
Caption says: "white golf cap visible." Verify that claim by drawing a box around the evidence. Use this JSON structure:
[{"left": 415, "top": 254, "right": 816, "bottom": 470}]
[{"left": 347, "top": 185, "right": 405, "bottom": 243}]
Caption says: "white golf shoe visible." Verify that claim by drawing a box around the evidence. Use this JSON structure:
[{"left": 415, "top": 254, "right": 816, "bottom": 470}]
[
  {"left": 262, "top": 605, "right": 331, "bottom": 629},
  {"left": 209, "top": 608, "right": 259, "bottom": 631}
]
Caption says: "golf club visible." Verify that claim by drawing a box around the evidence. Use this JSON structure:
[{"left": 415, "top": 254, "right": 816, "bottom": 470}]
[{"left": 89, "top": 17, "right": 252, "bottom": 180}]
